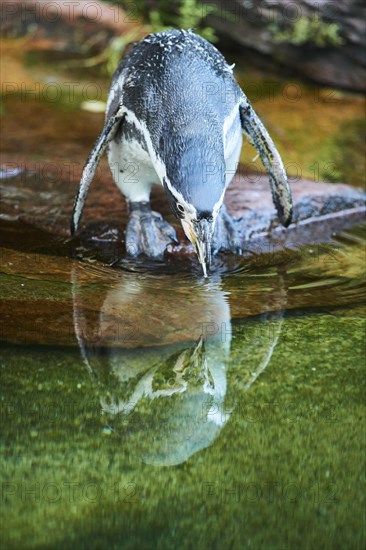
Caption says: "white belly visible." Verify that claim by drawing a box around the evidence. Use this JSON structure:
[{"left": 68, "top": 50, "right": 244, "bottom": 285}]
[
  {"left": 107, "top": 137, "right": 159, "bottom": 202},
  {"left": 107, "top": 115, "right": 243, "bottom": 201}
]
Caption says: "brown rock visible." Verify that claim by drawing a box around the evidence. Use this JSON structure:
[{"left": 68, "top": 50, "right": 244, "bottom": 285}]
[{"left": 208, "top": 0, "right": 366, "bottom": 92}]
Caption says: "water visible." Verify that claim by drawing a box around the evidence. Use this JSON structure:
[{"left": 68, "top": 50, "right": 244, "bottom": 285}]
[
  {"left": 1, "top": 40, "right": 365, "bottom": 549},
  {"left": 1, "top": 217, "right": 365, "bottom": 548}
]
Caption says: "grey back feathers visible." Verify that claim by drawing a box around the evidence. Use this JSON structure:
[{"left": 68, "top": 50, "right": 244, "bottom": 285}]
[
  {"left": 107, "top": 30, "right": 240, "bottom": 210},
  {"left": 71, "top": 29, "right": 292, "bottom": 235}
]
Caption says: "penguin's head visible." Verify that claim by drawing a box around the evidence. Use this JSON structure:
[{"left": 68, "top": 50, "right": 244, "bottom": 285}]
[{"left": 163, "top": 144, "right": 226, "bottom": 277}]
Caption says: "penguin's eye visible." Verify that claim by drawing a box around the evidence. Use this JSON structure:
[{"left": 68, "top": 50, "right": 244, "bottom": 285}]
[{"left": 177, "top": 203, "right": 184, "bottom": 213}]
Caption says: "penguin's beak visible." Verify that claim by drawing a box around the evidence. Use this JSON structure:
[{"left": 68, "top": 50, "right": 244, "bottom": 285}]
[{"left": 182, "top": 218, "right": 213, "bottom": 278}]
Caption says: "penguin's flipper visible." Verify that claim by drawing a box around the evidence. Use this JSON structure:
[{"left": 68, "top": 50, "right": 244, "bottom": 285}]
[
  {"left": 239, "top": 100, "right": 292, "bottom": 227},
  {"left": 71, "top": 109, "right": 125, "bottom": 235}
]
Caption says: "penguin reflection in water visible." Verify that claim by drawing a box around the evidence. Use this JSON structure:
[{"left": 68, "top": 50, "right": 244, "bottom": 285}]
[{"left": 71, "top": 30, "right": 292, "bottom": 276}]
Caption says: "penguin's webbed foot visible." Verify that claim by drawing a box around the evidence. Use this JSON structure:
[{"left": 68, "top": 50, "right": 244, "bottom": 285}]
[
  {"left": 213, "top": 205, "right": 242, "bottom": 256},
  {"left": 125, "top": 201, "right": 178, "bottom": 258}
]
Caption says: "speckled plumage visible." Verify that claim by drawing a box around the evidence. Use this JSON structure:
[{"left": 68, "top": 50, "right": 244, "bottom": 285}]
[
  {"left": 71, "top": 29, "right": 292, "bottom": 275},
  {"left": 106, "top": 29, "right": 243, "bottom": 213}
]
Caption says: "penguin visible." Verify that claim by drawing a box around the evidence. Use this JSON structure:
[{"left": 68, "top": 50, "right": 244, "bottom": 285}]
[{"left": 71, "top": 29, "right": 292, "bottom": 277}]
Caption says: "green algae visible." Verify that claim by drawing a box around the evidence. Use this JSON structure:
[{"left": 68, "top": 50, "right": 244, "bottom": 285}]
[{"left": 1, "top": 312, "right": 365, "bottom": 549}]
